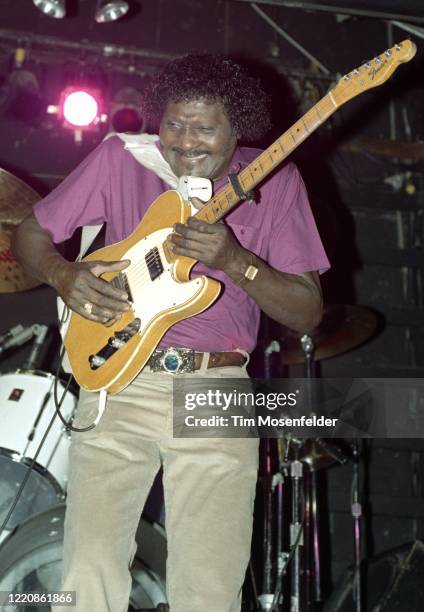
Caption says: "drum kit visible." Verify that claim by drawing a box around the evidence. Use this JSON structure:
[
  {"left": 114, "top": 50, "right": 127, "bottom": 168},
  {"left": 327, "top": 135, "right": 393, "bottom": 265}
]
[{"left": 0, "top": 167, "right": 380, "bottom": 611}]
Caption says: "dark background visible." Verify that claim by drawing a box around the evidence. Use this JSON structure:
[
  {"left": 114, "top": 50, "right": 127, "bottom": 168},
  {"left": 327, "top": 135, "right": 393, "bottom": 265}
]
[{"left": 0, "top": 0, "right": 424, "bottom": 606}]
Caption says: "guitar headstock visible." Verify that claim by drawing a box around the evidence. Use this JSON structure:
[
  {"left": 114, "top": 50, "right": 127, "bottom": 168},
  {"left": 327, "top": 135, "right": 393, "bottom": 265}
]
[{"left": 331, "top": 39, "right": 417, "bottom": 106}]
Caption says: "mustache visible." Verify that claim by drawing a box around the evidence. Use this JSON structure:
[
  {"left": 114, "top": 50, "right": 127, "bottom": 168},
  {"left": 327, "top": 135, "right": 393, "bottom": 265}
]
[{"left": 172, "top": 148, "right": 210, "bottom": 157}]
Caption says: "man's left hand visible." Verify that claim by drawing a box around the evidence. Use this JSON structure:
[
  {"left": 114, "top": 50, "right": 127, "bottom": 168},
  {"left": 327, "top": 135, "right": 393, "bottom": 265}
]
[{"left": 169, "top": 217, "right": 244, "bottom": 273}]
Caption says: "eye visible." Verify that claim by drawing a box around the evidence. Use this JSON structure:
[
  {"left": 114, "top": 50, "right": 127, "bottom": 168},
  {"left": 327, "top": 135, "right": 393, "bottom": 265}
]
[{"left": 200, "top": 127, "right": 215, "bottom": 133}]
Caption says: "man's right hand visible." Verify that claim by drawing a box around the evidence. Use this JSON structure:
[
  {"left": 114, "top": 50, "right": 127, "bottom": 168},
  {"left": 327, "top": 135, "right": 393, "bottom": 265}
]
[{"left": 53, "top": 259, "right": 131, "bottom": 323}]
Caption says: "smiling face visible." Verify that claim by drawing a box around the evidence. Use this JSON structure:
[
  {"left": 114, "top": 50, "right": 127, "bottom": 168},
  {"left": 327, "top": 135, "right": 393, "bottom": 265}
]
[{"left": 159, "top": 98, "right": 237, "bottom": 179}]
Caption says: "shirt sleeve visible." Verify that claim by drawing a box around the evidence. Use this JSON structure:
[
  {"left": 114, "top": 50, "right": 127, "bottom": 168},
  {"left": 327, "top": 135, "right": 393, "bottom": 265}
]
[
  {"left": 266, "top": 162, "right": 330, "bottom": 274},
  {"left": 33, "top": 138, "right": 113, "bottom": 244}
]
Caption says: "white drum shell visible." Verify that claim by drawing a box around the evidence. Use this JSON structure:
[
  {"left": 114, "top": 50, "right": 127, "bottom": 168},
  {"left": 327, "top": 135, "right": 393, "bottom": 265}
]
[{"left": 0, "top": 370, "right": 76, "bottom": 493}]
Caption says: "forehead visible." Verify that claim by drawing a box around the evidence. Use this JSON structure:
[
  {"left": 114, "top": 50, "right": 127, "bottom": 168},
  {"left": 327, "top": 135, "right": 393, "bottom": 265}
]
[{"left": 162, "top": 98, "right": 230, "bottom": 125}]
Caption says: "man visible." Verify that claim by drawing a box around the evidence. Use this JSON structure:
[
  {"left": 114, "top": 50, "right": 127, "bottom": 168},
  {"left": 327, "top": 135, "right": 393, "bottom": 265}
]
[{"left": 13, "top": 53, "right": 329, "bottom": 612}]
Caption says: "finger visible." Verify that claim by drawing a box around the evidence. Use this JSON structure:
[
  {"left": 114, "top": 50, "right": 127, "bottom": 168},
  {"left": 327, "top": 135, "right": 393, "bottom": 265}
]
[
  {"left": 88, "top": 259, "right": 131, "bottom": 277},
  {"left": 71, "top": 298, "right": 118, "bottom": 323},
  {"left": 171, "top": 243, "right": 206, "bottom": 260},
  {"left": 189, "top": 197, "right": 204, "bottom": 211},
  {"left": 79, "top": 269, "right": 130, "bottom": 303},
  {"left": 186, "top": 217, "right": 217, "bottom": 233},
  {"left": 72, "top": 287, "right": 129, "bottom": 322},
  {"left": 82, "top": 286, "right": 131, "bottom": 315},
  {"left": 170, "top": 228, "right": 209, "bottom": 246}
]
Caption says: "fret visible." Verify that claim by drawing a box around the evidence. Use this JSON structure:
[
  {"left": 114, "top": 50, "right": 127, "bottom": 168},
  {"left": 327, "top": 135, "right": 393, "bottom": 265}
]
[
  {"left": 215, "top": 194, "right": 228, "bottom": 215},
  {"left": 247, "top": 166, "right": 256, "bottom": 182},
  {"left": 225, "top": 190, "right": 234, "bottom": 207},
  {"left": 315, "top": 105, "right": 322, "bottom": 122},
  {"left": 276, "top": 138, "right": 285, "bottom": 156},
  {"left": 302, "top": 117, "right": 310, "bottom": 133}
]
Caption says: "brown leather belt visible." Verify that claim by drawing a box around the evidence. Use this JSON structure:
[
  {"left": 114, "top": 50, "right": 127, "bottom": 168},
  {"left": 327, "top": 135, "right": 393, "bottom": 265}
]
[{"left": 147, "top": 347, "right": 246, "bottom": 374}]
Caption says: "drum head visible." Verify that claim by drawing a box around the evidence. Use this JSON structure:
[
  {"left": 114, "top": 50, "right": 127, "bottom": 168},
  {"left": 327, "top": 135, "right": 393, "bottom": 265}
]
[
  {"left": 0, "top": 505, "right": 167, "bottom": 611},
  {"left": 0, "top": 454, "right": 63, "bottom": 530}
]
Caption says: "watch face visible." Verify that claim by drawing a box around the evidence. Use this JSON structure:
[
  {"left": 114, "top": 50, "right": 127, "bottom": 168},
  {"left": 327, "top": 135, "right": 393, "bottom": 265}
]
[{"left": 245, "top": 265, "right": 259, "bottom": 281}]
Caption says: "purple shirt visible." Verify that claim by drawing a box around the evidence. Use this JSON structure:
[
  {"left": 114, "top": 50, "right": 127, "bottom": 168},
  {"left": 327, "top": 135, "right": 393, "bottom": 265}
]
[{"left": 34, "top": 135, "right": 329, "bottom": 353}]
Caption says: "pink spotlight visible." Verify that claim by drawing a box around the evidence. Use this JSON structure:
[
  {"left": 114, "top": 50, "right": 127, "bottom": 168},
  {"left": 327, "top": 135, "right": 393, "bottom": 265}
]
[{"left": 62, "top": 90, "right": 99, "bottom": 127}]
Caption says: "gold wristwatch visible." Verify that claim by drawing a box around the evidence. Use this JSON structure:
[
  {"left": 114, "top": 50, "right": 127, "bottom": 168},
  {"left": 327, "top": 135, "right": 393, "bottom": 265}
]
[{"left": 237, "top": 253, "right": 259, "bottom": 286}]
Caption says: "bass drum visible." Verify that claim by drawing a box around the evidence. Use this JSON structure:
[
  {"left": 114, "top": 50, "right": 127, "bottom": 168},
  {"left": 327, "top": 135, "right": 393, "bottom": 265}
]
[{"left": 0, "top": 505, "right": 167, "bottom": 611}]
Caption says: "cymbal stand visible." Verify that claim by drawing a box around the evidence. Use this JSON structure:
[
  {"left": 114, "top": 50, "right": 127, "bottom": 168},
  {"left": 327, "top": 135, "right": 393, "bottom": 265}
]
[
  {"left": 258, "top": 439, "right": 277, "bottom": 612},
  {"left": 264, "top": 340, "right": 281, "bottom": 379},
  {"left": 289, "top": 440, "right": 304, "bottom": 612},
  {"left": 299, "top": 333, "right": 322, "bottom": 611},
  {"left": 351, "top": 440, "right": 363, "bottom": 612},
  {"left": 268, "top": 441, "right": 290, "bottom": 612},
  {"left": 257, "top": 340, "right": 282, "bottom": 610}
]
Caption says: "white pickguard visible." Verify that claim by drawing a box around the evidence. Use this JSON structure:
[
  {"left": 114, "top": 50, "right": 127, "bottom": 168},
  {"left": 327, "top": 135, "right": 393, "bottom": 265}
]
[{"left": 123, "top": 228, "right": 205, "bottom": 331}]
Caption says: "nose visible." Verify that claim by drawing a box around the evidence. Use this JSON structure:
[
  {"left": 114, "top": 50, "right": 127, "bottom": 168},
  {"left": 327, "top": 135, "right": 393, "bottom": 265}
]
[{"left": 178, "top": 127, "right": 199, "bottom": 151}]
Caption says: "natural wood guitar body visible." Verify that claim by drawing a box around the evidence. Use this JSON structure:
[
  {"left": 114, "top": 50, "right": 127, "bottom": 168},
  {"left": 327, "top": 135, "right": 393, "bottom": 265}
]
[{"left": 64, "top": 190, "right": 221, "bottom": 394}]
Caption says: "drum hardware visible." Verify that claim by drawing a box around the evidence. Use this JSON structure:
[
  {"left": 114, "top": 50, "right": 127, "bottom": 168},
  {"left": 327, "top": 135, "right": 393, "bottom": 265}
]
[
  {"left": 0, "top": 323, "right": 35, "bottom": 357},
  {"left": 23, "top": 324, "right": 49, "bottom": 370},
  {"left": 254, "top": 308, "right": 366, "bottom": 611},
  {"left": 0, "top": 369, "right": 75, "bottom": 537},
  {"left": 264, "top": 340, "right": 281, "bottom": 379},
  {"left": 351, "top": 439, "right": 363, "bottom": 612},
  {"left": 136, "top": 605, "right": 169, "bottom": 611},
  {"left": 272, "top": 305, "right": 379, "bottom": 367}
]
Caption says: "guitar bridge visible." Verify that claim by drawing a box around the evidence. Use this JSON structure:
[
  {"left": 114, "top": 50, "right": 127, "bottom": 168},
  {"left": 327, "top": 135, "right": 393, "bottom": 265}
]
[{"left": 89, "top": 318, "right": 141, "bottom": 370}]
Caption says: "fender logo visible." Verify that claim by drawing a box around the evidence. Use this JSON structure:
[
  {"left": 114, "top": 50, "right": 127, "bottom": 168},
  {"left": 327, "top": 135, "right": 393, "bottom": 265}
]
[{"left": 368, "top": 59, "right": 387, "bottom": 80}]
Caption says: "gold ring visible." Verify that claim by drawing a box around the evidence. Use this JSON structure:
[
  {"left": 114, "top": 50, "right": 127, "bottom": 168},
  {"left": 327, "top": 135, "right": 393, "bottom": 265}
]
[{"left": 83, "top": 302, "right": 93, "bottom": 315}]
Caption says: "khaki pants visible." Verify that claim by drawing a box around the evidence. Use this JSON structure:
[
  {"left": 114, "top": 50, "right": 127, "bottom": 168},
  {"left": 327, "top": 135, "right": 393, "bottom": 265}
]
[{"left": 55, "top": 365, "right": 259, "bottom": 612}]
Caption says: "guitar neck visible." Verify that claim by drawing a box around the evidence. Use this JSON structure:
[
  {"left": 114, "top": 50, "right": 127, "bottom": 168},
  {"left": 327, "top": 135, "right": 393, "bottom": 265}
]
[{"left": 195, "top": 90, "right": 340, "bottom": 225}]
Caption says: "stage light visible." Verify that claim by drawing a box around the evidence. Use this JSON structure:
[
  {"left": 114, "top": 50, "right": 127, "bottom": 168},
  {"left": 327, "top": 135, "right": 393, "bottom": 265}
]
[
  {"left": 111, "top": 87, "right": 143, "bottom": 132},
  {"left": 0, "top": 51, "right": 44, "bottom": 124},
  {"left": 47, "top": 86, "right": 107, "bottom": 143},
  {"left": 4, "top": 70, "right": 44, "bottom": 122},
  {"left": 95, "top": 0, "right": 129, "bottom": 23},
  {"left": 62, "top": 90, "right": 99, "bottom": 127},
  {"left": 32, "top": 0, "right": 66, "bottom": 19}
]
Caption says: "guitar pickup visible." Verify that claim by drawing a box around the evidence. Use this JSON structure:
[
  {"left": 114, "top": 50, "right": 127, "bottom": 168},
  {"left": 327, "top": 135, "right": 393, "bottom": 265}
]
[
  {"left": 146, "top": 247, "right": 164, "bottom": 281},
  {"left": 89, "top": 318, "right": 141, "bottom": 370}
]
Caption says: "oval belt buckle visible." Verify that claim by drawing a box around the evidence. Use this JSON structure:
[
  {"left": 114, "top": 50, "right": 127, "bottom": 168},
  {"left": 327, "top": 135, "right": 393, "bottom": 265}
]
[{"left": 161, "top": 348, "right": 183, "bottom": 374}]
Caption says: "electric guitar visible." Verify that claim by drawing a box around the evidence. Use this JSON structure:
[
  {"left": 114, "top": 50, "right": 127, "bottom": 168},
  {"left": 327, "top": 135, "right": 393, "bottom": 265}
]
[{"left": 64, "top": 40, "right": 416, "bottom": 394}]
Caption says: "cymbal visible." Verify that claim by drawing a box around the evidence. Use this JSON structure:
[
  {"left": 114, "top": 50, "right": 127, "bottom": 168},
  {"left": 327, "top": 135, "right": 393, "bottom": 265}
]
[
  {"left": 0, "top": 168, "right": 41, "bottom": 292},
  {"left": 276, "top": 304, "right": 378, "bottom": 365},
  {"left": 0, "top": 168, "right": 40, "bottom": 224}
]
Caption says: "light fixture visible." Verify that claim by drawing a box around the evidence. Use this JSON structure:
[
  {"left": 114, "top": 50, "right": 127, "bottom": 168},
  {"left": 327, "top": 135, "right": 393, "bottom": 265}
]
[
  {"left": 0, "top": 50, "right": 44, "bottom": 124},
  {"left": 32, "top": 0, "right": 66, "bottom": 19},
  {"left": 95, "top": 0, "right": 129, "bottom": 23},
  {"left": 47, "top": 86, "right": 108, "bottom": 143},
  {"left": 62, "top": 90, "right": 99, "bottom": 127},
  {"left": 111, "top": 87, "right": 143, "bottom": 132},
  {"left": 2, "top": 70, "right": 44, "bottom": 123}
]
